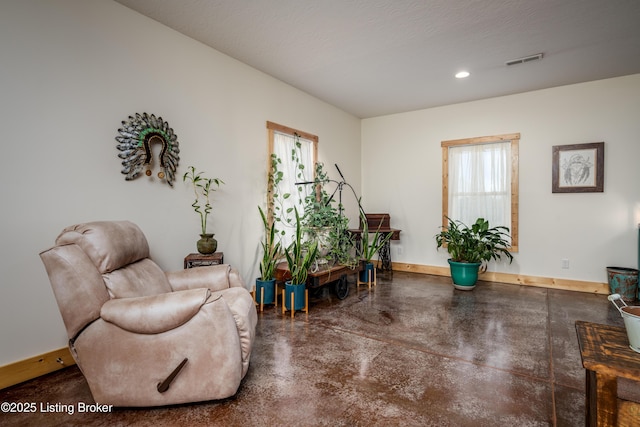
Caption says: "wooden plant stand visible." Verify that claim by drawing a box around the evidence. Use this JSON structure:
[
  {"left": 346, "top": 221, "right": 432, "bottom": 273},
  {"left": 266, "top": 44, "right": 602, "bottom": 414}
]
[
  {"left": 357, "top": 266, "right": 377, "bottom": 290},
  {"left": 252, "top": 285, "right": 278, "bottom": 313},
  {"left": 281, "top": 287, "right": 308, "bottom": 318}
]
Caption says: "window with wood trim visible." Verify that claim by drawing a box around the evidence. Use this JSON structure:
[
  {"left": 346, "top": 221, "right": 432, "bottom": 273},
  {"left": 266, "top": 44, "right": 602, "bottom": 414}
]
[
  {"left": 266, "top": 121, "right": 318, "bottom": 247},
  {"left": 441, "top": 133, "right": 519, "bottom": 251}
]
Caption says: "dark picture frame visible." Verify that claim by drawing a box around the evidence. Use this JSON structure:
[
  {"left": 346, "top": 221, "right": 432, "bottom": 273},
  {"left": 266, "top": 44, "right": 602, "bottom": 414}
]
[{"left": 552, "top": 142, "right": 604, "bottom": 193}]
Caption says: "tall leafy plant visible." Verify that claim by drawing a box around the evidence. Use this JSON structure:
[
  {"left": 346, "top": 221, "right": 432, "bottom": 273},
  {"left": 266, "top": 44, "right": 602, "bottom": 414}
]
[
  {"left": 258, "top": 206, "right": 281, "bottom": 281},
  {"left": 359, "top": 208, "right": 393, "bottom": 263},
  {"left": 183, "top": 166, "right": 224, "bottom": 235},
  {"left": 284, "top": 208, "right": 318, "bottom": 285}
]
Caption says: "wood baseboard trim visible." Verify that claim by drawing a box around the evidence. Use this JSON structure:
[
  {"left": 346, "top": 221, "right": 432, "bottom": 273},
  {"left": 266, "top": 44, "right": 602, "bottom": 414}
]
[
  {"left": 391, "top": 262, "right": 609, "bottom": 294},
  {"left": 0, "top": 347, "right": 75, "bottom": 390}
]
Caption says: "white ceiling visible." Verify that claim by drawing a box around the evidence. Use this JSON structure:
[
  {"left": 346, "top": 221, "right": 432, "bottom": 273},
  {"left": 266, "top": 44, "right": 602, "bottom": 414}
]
[{"left": 114, "top": 0, "right": 640, "bottom": 118}]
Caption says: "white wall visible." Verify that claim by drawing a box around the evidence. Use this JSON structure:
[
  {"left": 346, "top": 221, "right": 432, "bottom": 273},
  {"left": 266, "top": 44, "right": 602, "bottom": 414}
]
[
  {"left": 0, "top": 0, "right": 361, "bottom": 365},
  {"left": 362, "top": 74, "right": 640, "bottom": 284}
]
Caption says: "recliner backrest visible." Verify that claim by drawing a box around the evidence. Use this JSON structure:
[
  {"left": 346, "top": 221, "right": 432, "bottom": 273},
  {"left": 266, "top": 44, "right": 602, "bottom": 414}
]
[
  {"left": 55, "top": 221, "right": 149, "bottom": 273},
  {"left": 40, "top": 221, "right": 172, "bottom": 340}
]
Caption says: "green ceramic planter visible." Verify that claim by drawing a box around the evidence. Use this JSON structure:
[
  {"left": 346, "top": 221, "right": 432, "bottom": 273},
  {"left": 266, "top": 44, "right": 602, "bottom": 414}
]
[{"left": 448, "top": 259, "right": 481, "bottom": 290}]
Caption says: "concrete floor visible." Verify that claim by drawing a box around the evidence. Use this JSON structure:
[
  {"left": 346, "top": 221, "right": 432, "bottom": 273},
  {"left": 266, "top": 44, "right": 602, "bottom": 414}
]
[{"left": 1, "top": 271, "right": 635, "bottom": 426}]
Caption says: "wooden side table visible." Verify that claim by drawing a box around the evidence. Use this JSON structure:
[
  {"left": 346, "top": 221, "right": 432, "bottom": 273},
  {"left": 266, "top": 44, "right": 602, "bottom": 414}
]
[
  {"left": 184, "top": 252, "right": 224, "bottom": 269},
  {"left": 575, "top": 321, "right": 640, "bottom": 426}
]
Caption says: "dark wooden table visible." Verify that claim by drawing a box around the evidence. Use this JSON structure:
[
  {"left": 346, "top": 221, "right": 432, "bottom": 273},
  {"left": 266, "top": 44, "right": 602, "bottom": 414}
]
[
  {"left": 183, "top": 252, "right": 223, "bottom": 269},
  {"left": 575, "top": 320, "right": 640, "bottom": 426},
  {"left": 348, "top": 213, "right": 401, "bottom": 271},
  {"left": 348, "top": 228, "right": 400, "bottom": 271}
]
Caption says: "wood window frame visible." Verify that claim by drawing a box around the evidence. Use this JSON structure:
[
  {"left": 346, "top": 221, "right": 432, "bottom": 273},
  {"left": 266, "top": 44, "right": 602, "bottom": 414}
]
[
  {"left": 266, "top": 121, "right": 318, "bottom": 217},
  {"left": 267, "top": 121, "right": 318, "bottom": 159},
  {"left": 441, "top": 133, "right": 519, "bottom": 252}
]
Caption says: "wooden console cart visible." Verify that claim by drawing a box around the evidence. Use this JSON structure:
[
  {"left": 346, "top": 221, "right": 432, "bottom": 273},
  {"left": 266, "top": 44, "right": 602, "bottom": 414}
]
[{"left": 275, "top": 262, "right": 361, "bottom": 317}]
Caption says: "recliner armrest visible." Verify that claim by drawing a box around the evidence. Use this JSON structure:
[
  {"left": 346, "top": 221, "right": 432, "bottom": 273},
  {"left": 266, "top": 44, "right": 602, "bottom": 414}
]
[
  {"left": 100, "top": 288, "right": 215, "bottom": 334},
  {"left": 166, "top": 264, "right": 238, "bottom": 292}
]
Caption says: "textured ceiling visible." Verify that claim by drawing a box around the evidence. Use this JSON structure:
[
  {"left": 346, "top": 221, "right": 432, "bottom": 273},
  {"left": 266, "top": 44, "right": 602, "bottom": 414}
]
[{"left": 114, "top": 0, "right": 640, "bottom": 118}]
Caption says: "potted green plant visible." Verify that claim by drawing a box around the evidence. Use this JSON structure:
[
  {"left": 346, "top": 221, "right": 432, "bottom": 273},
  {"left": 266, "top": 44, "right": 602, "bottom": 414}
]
[
  {"left": 256, "top": 206, "right": 281, "bottom": 306},
  {"left": 358, "top": 209, "right": 394, "bottom": 283},
  {"left": 301, "top": 162, "right": 341, "bottom": 261},
  {"left": 183, "top": 166, "right": 224, "bottom": 254},
  {"left": 283, "top": 208, "right": 318, "bottom": 311},
  {"left": 300, "top": 162, "right": 358, "bottom": 268},
  {"left": 326, "top": 214, "right": 358, "bottom": 269},
  {"left": 435, "top": 217, "right": 513, "bottom": 290}
]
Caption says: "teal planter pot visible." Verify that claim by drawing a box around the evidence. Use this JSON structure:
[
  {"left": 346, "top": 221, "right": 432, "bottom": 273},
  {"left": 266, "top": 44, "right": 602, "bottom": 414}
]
[
  {"left": 606, "top": 267, "right": 639, "bottom": 301},
  {"left": 255, "top": 278, "right": 276, "bottom": 304},
  {"left": 448, "top": 259, "right": 482, "bottom": 290},
  {"left": 360, "top": 262, "right": 375, "bottom": 283},
  {"left": 284, "top": 281, "right": 306, "bottom": 311}
]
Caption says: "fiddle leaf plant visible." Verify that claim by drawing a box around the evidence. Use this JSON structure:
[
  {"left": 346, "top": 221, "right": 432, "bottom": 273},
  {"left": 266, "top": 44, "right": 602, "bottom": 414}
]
[{"left": 183, "top": 166, "right": 224, "bottom": 235}]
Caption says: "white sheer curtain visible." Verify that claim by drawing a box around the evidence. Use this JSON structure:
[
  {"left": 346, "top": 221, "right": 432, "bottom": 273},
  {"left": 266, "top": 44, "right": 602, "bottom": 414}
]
[
  {"left": 448, "top": 141, "right": 511, "bottom": 232},
  {"left": 273, "top": 131, "right": 314, "bottom": 248}
]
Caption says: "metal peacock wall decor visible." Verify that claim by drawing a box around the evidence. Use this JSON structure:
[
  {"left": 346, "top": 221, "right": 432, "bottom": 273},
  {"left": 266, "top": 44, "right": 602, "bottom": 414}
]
[{"left": 115, "top": 112, "right": 180, "bottom": 187}]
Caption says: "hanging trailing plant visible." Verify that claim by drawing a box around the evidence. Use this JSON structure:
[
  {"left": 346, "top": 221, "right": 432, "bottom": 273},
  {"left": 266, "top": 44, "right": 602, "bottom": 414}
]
[
  {"left": 302, "top": 162, "right": 339, "bottom": 227},
  {"left": 268, "top": 133, "right": 309, "bottom": 237}
]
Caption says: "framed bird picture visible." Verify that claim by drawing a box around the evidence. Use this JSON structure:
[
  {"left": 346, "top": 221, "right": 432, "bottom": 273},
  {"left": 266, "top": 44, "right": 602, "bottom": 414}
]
[{"left": 552, "top": 142, "right": 604, "bottom": 193}]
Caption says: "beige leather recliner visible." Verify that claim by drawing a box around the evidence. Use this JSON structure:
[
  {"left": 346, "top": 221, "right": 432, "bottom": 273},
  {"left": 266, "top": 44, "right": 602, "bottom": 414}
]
[{"left": 39, "top": 221, "right": 257, "bottom": 407}]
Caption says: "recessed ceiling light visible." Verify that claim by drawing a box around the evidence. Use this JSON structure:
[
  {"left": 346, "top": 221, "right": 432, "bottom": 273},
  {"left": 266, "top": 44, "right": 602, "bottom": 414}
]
[{"left": 455, "top": 71, "right": 470, "bottom": 79}]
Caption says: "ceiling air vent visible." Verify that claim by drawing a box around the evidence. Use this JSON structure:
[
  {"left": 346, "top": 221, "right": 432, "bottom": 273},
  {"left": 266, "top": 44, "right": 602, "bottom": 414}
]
[{"left": 505, "top": 53, "right": 543, "bottom": 66}]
